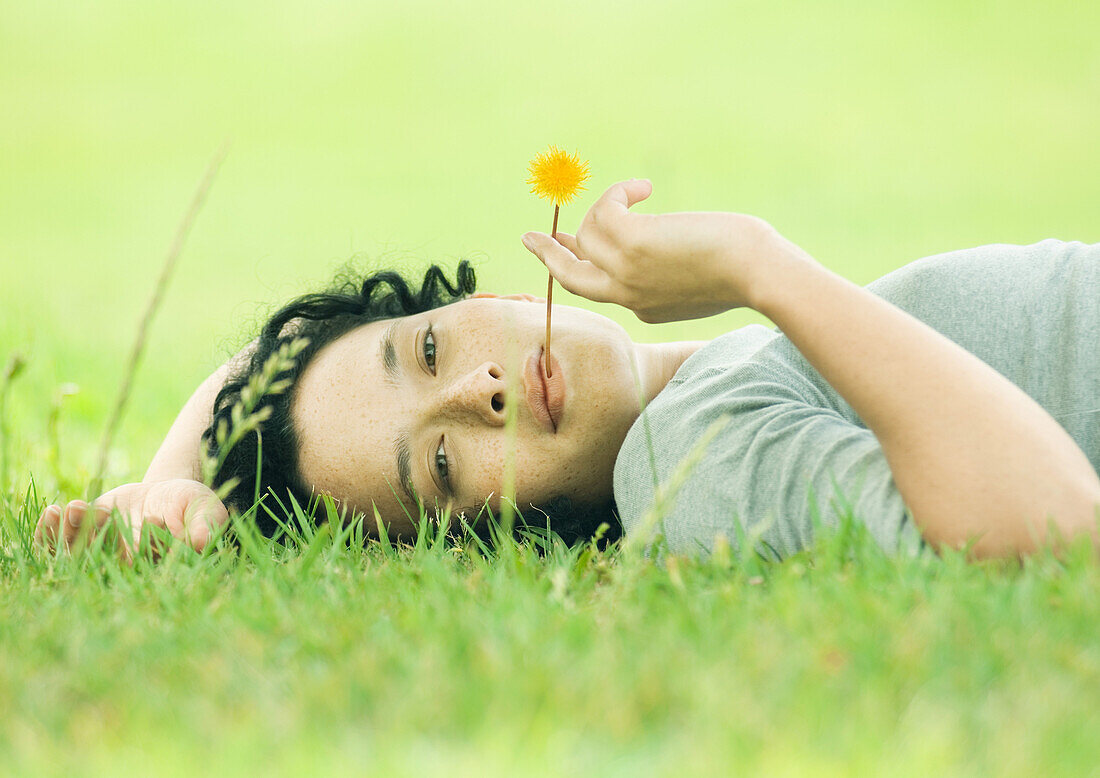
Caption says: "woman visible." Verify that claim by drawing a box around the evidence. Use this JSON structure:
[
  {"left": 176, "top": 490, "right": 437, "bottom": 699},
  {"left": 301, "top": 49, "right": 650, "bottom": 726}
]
[{"left": 35, "top": 179, "right": 1100, "bottom": 561}]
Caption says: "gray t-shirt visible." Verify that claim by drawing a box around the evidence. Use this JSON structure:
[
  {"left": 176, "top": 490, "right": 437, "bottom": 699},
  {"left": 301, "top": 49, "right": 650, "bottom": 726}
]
[{"left": 612, "top": 239, "right": 1100, "bottom": 559}]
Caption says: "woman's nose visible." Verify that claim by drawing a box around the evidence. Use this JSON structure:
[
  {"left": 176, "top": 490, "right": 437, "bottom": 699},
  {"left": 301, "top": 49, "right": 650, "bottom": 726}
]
[{"left": 440, "top": 362, "right": 507, "bottom": 426}]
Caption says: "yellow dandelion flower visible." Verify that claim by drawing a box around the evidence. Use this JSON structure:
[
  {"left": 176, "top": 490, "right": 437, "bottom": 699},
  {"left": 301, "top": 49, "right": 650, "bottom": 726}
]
[
  {"left": 526, "top": 145, "right": 591, "bottom": 207},
  {"left": 525, "top": 144, "right": 591, "bottom": 379}
]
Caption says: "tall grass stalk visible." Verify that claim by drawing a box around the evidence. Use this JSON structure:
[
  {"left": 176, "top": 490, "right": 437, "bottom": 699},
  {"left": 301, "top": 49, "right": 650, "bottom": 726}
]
[
  {"left": 200, "top": 337, "right": 308, "bottom": 502},
  {"left": 46, "top": 382, "right": 81, "bottom": 495},
  {"left": 621, "top": 414, "right": 731, "bottom": 557},
  {"left": 493, "top": 309, "right": 523, "bottom": 557},
  {"left": 0, "top": 352, "right": 26, "bottom": 494},
  {"left": 89, "top": 142, "right": 230, "bottom": 498}
]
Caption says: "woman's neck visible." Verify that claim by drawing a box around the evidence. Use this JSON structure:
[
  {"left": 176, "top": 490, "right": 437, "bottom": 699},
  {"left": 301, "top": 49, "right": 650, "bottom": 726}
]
[{"left": 632, "top": 340, "right": 708, "bottom": 407}]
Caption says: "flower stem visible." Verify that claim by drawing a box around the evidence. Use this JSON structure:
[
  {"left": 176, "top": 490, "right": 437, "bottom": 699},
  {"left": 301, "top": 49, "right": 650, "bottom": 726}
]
[
  {"left": 545, "top": 204, "right": 560, "bottom": 377},
  {"left": 89, "top": 142, "right": 229, "bottom": 499}
]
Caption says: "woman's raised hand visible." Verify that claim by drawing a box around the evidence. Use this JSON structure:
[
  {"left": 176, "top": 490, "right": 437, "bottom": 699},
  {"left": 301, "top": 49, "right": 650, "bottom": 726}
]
[
  {"left": 522, "top": 178, "right": 818, "bottom": 323},
  {"left": 35, "top": 479, "right": 230, "bottom": 563}
]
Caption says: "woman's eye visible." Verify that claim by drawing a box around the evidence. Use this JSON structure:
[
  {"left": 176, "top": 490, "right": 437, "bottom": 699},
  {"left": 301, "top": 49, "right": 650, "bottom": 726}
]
[
  {"left": 435, "top": 438, "right": 452, "bottom": 493},
  {"left": 423, "top": 325, "right": 437, "bottom": 374}
]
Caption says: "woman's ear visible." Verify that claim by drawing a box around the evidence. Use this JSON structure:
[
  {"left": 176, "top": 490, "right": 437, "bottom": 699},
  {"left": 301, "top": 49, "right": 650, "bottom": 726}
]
[{"left": 468, "top": 292, "right": 547, "bottom": 303}]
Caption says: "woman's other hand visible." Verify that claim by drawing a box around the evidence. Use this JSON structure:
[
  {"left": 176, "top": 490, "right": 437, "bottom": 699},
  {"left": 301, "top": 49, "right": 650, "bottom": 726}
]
[
  {"left": 521, "top": 178, "right": 820, "bottom": 323},
  {"left": 34, "top": 479, "right": 230, "bottom": 563}
]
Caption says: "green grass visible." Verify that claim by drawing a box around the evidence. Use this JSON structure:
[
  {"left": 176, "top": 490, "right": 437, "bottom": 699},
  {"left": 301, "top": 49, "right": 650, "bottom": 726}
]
[
  {"left": 4, "top": 0, "right": 1100, "bottom": 773},
  {"left": 4, "top": 489, "right": 1100, "bottom": 776}
]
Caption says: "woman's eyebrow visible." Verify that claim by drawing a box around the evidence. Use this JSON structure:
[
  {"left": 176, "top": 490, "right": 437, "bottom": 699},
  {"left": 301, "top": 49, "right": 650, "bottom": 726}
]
[
  {"left": 378, "top": 318, "right": 419, "bottom": 506},
  {"left": 394, "top": 430, "right": 416, "bottom": 506},
  {"left": 380, "top": 319, "right": 400, "bottom": 386}
]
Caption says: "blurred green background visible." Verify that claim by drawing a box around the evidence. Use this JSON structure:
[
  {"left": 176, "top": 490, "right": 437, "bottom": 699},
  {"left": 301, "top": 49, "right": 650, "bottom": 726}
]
[{"left": 2, "top": 0, "right": 1098, "bottom": 493}]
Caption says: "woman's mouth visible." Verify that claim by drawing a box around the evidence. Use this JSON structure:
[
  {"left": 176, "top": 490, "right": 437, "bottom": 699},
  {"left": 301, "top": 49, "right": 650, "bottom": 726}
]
[{"left": 524, "top": 347, "right": 565, "bottom": 432}]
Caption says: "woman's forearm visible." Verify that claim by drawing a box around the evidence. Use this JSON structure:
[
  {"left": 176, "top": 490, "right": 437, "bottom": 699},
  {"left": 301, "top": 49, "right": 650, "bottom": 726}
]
[
  {"left": 751, "top": 250, "right": 1100, "bottom": 558},
  {"left": 142, "top": 363, "right": 232, "bottom": 483},
  {"left": 143, "top": 341, "right": 256, "bottom": 484}
]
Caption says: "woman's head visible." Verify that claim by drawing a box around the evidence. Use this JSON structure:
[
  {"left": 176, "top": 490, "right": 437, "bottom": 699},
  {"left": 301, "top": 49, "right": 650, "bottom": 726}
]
[{"left": 206, "top": 260, "right": 662, "bottom": 544}]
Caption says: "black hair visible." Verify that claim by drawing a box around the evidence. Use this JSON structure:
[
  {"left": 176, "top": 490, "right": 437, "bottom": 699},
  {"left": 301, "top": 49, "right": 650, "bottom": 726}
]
[{"left": 202, "top": 259, "right": 621, "bottom": 548}]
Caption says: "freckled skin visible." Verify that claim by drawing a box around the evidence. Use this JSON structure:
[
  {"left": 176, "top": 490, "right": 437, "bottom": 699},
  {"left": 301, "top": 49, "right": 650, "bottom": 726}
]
[{"left": 292, "top": 294, "right": 700, "bottom": 538}]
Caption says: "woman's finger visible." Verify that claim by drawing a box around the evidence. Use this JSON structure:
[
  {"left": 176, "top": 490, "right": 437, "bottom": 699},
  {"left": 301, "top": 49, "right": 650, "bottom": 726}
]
[
  {"left": 35, "top": 505, "right": 62, "bottom": 551},
  {"left": 550, "top": 231, "right": 581, "bottom": 257},
  {"left": 547, "top": 230, "right": 618, "bottom": 273},
  {"left": 62, "top": 500, "right": 89, "bottom": 548},
  {"left": 84, "top": 502, "right": 137, "bottom": 561},
  {"left": 591, "top": 179, "right": 653, "bottom": 238},
  {"left": 132, "top": 512, "right": 168, "bottom": 560},
  {"left": 184, "top": 494, "right": 231, "bottom": 553},
  {"left": 91, "top": 504, "right": 113, "bottom": 529},
  {"left": 522, "top": 232, "right": 617, "bottom": 303},
  {"left": 84, "top": 504, "right": 114, "bottom": 552}
]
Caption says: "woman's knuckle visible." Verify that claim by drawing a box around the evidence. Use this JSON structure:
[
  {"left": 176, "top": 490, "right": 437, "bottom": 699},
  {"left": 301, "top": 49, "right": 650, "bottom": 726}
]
[
  {"left": 622, "top": 288, "right": 644, "bottom": 311},
  {"left": 588, "top": 283, "right": 610, "bottom": 304},
  {"left": 608, "top": 213, "right": 632, "bottom": 242},
  {"left": 575, "top": 228, "right": 592, "bottom": 254},
  {"left": 619, "top": 263, "right": 643, "bottom": 289},
  {"left": 603, "top": 283, "right": 625, "bottom": 306},
  {"left": 581, "top": 213, "right": 600, "bottom": 240},
  {"left": 555, "top": 273, "right": 579, "bottom": 295}
]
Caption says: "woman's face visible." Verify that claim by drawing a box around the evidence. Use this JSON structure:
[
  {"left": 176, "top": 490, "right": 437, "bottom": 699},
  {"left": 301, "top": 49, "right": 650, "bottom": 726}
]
[{"left": 291, "top": 294, "right": 648, "bottom": 536}]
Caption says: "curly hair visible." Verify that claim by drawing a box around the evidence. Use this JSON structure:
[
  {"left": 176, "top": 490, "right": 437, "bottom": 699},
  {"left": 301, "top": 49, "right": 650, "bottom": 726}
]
[{"left": 202, "top": 259, "right": 621, "bottom": 548}]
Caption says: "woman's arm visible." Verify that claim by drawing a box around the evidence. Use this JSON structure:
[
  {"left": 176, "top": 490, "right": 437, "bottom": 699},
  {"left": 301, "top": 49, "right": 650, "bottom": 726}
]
[
  {"left": 143, "top": 341, "right": 256, "bottom": 483},
  {"left": 524, "top": 178, "right": 1100, "bottom": 558},
  {"left": 751, "top": 253, "right": 1100, "bottom": 558}
]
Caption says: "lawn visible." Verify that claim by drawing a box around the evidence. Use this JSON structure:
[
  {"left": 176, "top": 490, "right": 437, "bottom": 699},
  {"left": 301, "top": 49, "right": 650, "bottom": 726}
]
[{"left": 2, "top": 0, "right": 1099, "bottom": 774}]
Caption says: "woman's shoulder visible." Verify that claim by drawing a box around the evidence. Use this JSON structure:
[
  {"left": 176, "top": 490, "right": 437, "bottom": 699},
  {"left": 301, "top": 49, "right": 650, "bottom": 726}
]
[
  {"left": 664, "top": 323, "right": 782, "bottom": 385},
  {"left": 611, "top": 324, "right": 823, "bottom": 551},
  {"left": 864, "top": 238, "right": 1100, "bottom": 302}
]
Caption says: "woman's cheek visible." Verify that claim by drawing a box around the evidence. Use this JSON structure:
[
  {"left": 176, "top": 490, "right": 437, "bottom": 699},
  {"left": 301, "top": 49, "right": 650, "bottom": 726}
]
[{"left": 466, "top": 433, "right": 599, "bottom": 506}]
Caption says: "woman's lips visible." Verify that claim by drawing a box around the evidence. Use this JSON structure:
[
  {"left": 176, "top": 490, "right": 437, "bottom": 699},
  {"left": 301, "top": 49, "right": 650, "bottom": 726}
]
[
  {"left": 524, "top": 347, "right": 564, "bottom": 432},
  {"left": 541, "top": 349, "right": 564, "bottom": 429}
]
